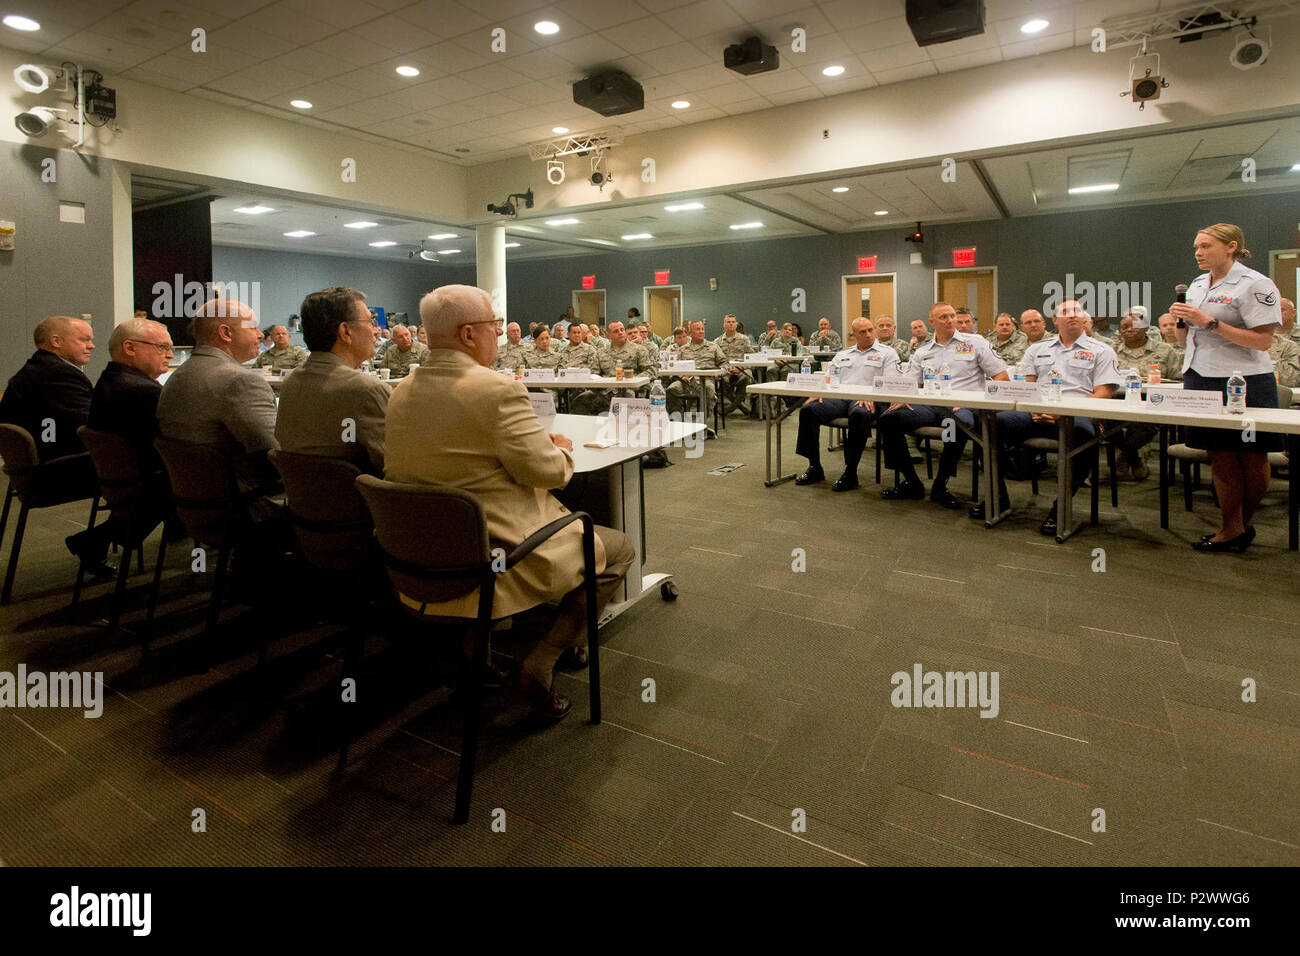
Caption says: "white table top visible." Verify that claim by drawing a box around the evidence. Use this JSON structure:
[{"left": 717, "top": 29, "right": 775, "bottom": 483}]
[
  {"left": 552, "top": 412, "right": 707, "bottom": 472},
  {"left": 748, "top": 380, "right": 1020, "bottom": 411},
  {"left": 519, "top": 374, "right": 650, "bottom": 389},
  {"left": 656, "top": 367, "right": 725, "bottom": 377},
  {"left": 1017, "top": 396, "right": 1300, "bottom": 433}
]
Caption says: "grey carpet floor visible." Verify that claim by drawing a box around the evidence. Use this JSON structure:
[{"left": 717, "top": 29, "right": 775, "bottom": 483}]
[{"left": 1, "top": 416, "right": 1297, "bottom": 866}]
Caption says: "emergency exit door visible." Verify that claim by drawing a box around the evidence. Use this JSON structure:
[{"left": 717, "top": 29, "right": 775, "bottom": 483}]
[
  {"left": 934, "top": 267, "right": 997, "bottom": 333},
  {"left": 842, "top": 274, "right": 896, "bottom": 339}
]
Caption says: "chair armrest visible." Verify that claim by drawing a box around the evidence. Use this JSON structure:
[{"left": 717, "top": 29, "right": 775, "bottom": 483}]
[{"left": 505, "top": 511, "right": 593, "bottom": 569}]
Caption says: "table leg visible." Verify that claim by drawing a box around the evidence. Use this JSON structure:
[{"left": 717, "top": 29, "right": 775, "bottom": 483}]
[
  {"left": 1159, "top": 425, "right": 1169, "bottom": 530},
  {"left": 702, "top": 380, "right": 713, "bottom": 439},
  {"left": 1289, "top": 433, "right": 1298, "bottom": 551},
  {"left": 1056, "top": 414, "right": 1074, "bottom": 543},
  {"left": 982, "top": 410, "right": 1009, "bottom": 528}
]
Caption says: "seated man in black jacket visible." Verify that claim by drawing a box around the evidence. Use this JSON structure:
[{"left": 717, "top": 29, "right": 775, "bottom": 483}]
[
  {"left": 0, "top": 315, "right": 113, "bottom": 575},
  {"left": 88, "top": 318, "right": 178, "bottom": 537}
]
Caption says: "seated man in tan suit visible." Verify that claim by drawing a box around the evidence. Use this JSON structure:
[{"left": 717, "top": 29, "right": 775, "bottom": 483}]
[
  {"left": 276, "top": 286, "right": 389, "bottom": 474},
  {"left": 385, "top": 286, "right": 635, "bottom": 720}
]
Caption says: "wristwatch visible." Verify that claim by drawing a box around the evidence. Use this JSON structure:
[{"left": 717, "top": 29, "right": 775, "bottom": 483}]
[{"left": 1205, "top": 318, "right": 1220, "bottom": 331}]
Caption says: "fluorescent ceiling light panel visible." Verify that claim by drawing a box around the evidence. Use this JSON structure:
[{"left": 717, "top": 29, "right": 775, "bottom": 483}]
[
  {"left": 284, "top": 230, "right": 315, "bottom": 237},
  {"left": 546, "top": 218, "right": 580, "bottom": 225},
  {"left": 428, "top": 233, "right": 457, "bottom": 239},
  {"left": 369, "top": 240, "right": 397, "bottom": 247},
  {"left": 664, "top": 202, "right": 703, "bottom": 211},
  {"left": 344, "top": 220, "right": 378, "bottom": 229},
  {"left": 621, "top": 233, "right": 652, "bottom": 240},
  {"left": 233, "top": 205, "right": 275, "bottom": 214},
  {"left": 1067, "top": 183, "right": 1119, "bottom": 194},
  {"left": 729, "top": 222, "right": 763, "bottom": 230}
]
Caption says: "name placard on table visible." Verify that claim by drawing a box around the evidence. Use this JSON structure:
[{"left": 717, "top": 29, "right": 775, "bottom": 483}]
[
  {"left": 878, "top": 373, "right": 919, "bottom": 394},
  {"left": 1147, "top": 388, "right": 1225, "bottom": 414},
  {"left": 986, "top": 380, "right": 1041, "bottom": 400},
  {"left": 662, "top": 360, "right": 696, "bottom": 372},
  {"left": 762, "top": 348, "right": 785, "bottom": 357},
  {"left": 743, "top": 353, "right": 769, "bottom": 363},
  {"left": 785, "top": 372, "right": 828, "bottom": 389},
  {"left": 529, "top": 392, "right": 556, "bottom": 429},
  {"left": 558, "top": 368, "right": 593, "bottom": 381},
  {"left": 521, "top": 368, "right": 556, "bottom": 382}
]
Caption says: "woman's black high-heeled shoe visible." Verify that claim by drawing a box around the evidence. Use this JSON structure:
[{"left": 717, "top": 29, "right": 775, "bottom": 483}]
[{"left": 1193, "top": 527, "right": 1255, "bottom": 552}]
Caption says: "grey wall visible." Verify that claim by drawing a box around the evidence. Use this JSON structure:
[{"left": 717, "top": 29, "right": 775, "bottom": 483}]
[
  {"left": 485, "top": 190, "right": 1300, "bottom": 339},
  {"left": 0, "top": 143, "right": 118, "bottom": 382},
  {"left": 212, "top": 245, "right": 462, "bottom": 343}
]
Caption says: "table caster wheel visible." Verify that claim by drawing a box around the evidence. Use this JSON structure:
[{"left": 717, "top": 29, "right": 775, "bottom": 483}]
[{"left": 660, "top": 581, "right": 678, "bottom": 601}]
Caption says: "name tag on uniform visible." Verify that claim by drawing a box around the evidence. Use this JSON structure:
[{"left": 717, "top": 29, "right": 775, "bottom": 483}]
[
  {"left": 1069, "top": 351, "right": 1095, "bottom": 368},
  {"left": 521, "top": 368, "right": 556, "bottom": 382},
  {"left": 663, "top": 360, "right": 696, "bottom": 371}
]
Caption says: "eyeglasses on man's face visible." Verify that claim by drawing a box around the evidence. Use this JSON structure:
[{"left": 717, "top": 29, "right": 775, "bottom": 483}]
[
  {"left": 129, "top": 339, "right": 175, "bottom": 354},
  {"left": 459, "top": 319, "right": 504, "bottom": 333}
]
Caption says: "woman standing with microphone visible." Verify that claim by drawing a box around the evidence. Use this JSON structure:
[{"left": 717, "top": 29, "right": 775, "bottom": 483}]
[{"left": 1172, "top": 223, "right": 1283, "bottom": 552}]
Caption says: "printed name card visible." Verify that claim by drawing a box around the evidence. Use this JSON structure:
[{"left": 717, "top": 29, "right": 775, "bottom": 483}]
[
  {"left": 529, "top": 392, "right": 556, "bottom": 429},
  {"left": 878, "top": 373, "right": 919, "bottom": 394},
  {"left": 985, "top": 380, "right": 1040, "bottom": 400},
  {"left": 784, "top": 373, "right": 827, "bottom": 389},
  {"left": 558, "top": 368, "right": 592, "bottom": 381},
  {"left": 1147, "top": 389, "right": 1225, "bottom": 414},
  {"left": 743, "top": 353, "right": 770, "bottom": 363},
  {"left": 662, "top": 360, "right": 696, "bottom": 371},
  {"left": 762, "top": 348, "right": 785, "bottom": 357},
  {"left": 521, "top": 368, "right": 556, "bottom": 382}
]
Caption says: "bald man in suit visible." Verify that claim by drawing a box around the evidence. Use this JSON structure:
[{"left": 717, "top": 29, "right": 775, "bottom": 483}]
[{"left": 385, "top": 284, "right": 634, "bottom": 719}]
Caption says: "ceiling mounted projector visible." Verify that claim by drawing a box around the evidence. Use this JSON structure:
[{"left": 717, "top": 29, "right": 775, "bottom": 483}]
[
  {"left": 572, "top": 70, "right": 643, "bottom": 117},
  {"left": 724, "top": 36, "right": 779, "bottom": 75},
  {"left": 905, "top": 0, "right": 986, "bottom": 47}
]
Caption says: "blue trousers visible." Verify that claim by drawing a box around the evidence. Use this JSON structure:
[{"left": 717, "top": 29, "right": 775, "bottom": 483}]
[
  {"left": 795, "top": 398, "right": 879, "bottom": 472},
  {"left": 879, "top": 405, "right": 976, "bottom": 487},
  {"left": 996, "top": 411, "right": 1097, "bottom": 494}
]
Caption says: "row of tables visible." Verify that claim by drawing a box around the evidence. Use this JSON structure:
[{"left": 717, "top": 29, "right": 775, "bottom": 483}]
[{"left": 747, "top": 380, "right": 1300, "bottom": 549}]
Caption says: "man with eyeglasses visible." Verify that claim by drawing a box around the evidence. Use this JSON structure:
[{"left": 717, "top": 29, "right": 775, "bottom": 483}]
[
  {"left": 89, "top": 317, "right": 180, "bottom": 540},
  {"left": 277, "top": 287, "right": 390, "bottom": 475}
]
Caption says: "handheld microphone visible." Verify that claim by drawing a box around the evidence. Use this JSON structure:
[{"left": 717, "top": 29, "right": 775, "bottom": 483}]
[{"left": 1175, "top": 284, "right": 1188, "bottom": 327}]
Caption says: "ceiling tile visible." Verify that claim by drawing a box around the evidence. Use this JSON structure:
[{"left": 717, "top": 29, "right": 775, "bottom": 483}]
[
  {"left": 395, "top": 1, "right": 494, "bottom": 37},
  {"left": 836, "top": 17, "right": 916, "bottom": 53},
  {"left": 266, "top": 47, "right": 342, "bottom": 81},
  {"left": 238, "top": 2, "right": 339, "bottom": 44},
  {"left": 304, "top": 32, "right": 396, "bottom": 68},
  {"left": 637, "top": 39, "right": 715, "bottom": 72},
  {"left": 670, "top": 63, "right": 738, "bottom": 91},
  {"left": 998, "top": 31, "right": 1075, "bottom": 61},
  {"left": 657, "top": 0, "right": 748, "bottom": 36},
  {"left": 933, "top": 48, "right": 1003, "bottom": 73},
  {"left": 120, "top": 66, "right": 195, "bottom": 91},
  {"left": 547, "top": 32, "right": 632, "bottom": 67},
  {"left": 870, "top": 61, "right": 937, "bottom": 85},
  {"left": 819, "top": 0, "right": 905, "bottom": 31},
  {"left": 764, "top": 85, "right": 821, "bottom": 105},
  {"left": 506, "top": 78, "right": 576, "bottom": 105},
  {"left": 420, "top": 73, "right": 490, "bottom": 102},
  {"left": 458, "top": 62, "right": 537, "bottom": 92},
  {"left": 510, "top": 49, "right": 581, "bottom": 78},
  {"left": 279, "top": 0, "right": 389, "bottom": 30},
  {"left": 692, "top": 80, "right": 759, "bottom": 105},
  {"left": 45, "top": 32, "right": 161, "bottom": 70},
  {"left": 599, "top": 15, "right": 684, "bottom": 53},
  {"left": 748, "top": 5, "right": 836, "bottom": 41},
  {"left": 130, "top": 48, "right": 260, "bottom": 85},
  {"left": 85, "top": 15, "right": 193, "bottom": 54},
  {"left": 742, "top": 65, "right": 811, "bottom": 94},
  {"left": 726, "top": 0, "right": 810, "bottom": 19},
  {"left": 718, "top": 96, "right": 771, "bottom": 115},
  {"left": 205, "top": 22, "right": 297, "bottom": 60},
  {"left": 352, "top": 13, "right": 445, "bottom": 53},
  {"left": 417, "top": 38, "right": 494, "bottom": 73},
  {"left": 557, "top": 0, "right": 652, "bottom": 31},
  {"left": 857, "top": 42, "right": 929, "bottom": 73}
]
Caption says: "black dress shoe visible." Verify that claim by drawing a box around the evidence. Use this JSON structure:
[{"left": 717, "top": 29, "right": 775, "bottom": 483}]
[
  {"left": 557, "top": 646, "right": 589, "bottom": 670},
  {"left": 1039, "top": 505, "right": 1058, "bottom": 537},
  {"left": 516, "top": 671, "right": 572, "bottom": 720},
  {"left": 795, "top": 467, "right": 825, "bottom": 485},
  {"left": 1192, "top": 528, "right": 1255, "bottom": 553},
  {"left": 831, "top": 473, "right": 859, "bottom": 492},
  {"left": 1199, "top": 527, "right": 1253, "bottom": 544},
  {"left": 81, "top": 559, "right": 117, "bottom": 580},
  {"left": 881, "top": 480, "right": 924, "bottom": 501},
  {"left": 930, "top": 488, "right": 961, "bottom": 509}
]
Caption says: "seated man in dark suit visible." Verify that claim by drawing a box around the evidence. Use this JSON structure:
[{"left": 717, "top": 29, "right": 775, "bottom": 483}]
[
  {"left": 0, "top": 315, "right": 113, "bottom": 574},
  {"left": 88, "top": 317, "right": 178, "bottom": 536},
  {"left": 275, "top": 286, "right": 388, "bottom": 474}
]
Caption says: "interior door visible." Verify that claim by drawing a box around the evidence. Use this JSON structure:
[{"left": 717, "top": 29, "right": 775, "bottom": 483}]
[
  {"left": 843, "top": 275, "right": 895, "bottom": 338},
  {"left": 936, "top": 268, "right": 996, "bottom": 333},
  {"left": 1271, "top": 251, "right": 1298, "bottom": 308},
  {"left": 573, "top": 290, "right": 606, "bottom": 326},
  {"left": 645, "top": 286, "right": 682, "bottom": 338}
]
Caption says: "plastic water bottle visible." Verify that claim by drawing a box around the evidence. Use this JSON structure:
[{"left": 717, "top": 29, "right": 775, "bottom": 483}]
[
  {"left": 361, "top": 360, "right": 371, "bottom": 375},
  {"left": 1046, "top": 366, "right": 1063, "bottom": 403},
  {"left": 923, "top": 364, "right": 937, "bottom": 393},
  {"left": 831, "top": 366, "right": 841, "bottom": 389},
  {"left": 1124, "top": 368, "right": 1142, "bottom": 403},
  {"left": 1226, "top": 370, "right": 1247, "bottom": 414},
  {"left": 1147, "top": 362, "right": 1161, "bottom": 385},
  {"left": 939, "top": 362, "right": 953, "bottom": 396},
  {"left": 801, "top": 355, "right": 811, "bottom": 376},
  {"left": 649, "top": 379, "right": 667, "bottom": 417}
]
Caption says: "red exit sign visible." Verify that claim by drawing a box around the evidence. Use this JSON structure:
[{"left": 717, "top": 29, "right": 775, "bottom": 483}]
[
  {"left": 952, "top": 247, "right": 977, "bottom": 267},
  {"left": 654, "top": 270, "right": 670, "bottom": 285},
  {"left": 581, "top": 275, "right": 595, "bottom": 289},
  {"left": 857, "top": 256, "right": 877, "bottom": 273}
]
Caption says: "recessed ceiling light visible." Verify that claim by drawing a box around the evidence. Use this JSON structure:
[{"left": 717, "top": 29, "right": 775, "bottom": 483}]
[
  {"left": 1067, "top": 183, "right": 1120, "bottom": 194},
  {"left": 729, "top": 222, "right": 763, "bottom": 230},
  {"left": 546, "top": 218, "right": 580, "bottom": 225},
  {"left": 874, "top": 209, "right": 889, "bottom": 216},
  {"left": 671, "top": 100, "right": 690, "bottom": 109},
  {"left": 284, "top": 230, "right": 315, "bottom": 238},
  {"left": 831, "top": 186, "right": 849, "bottom": 193},
  {"left": 1020, "top": 19, "right": 1049, "bottom": 34},
  {"left": 436, "top": 248, "right": 461, "bottom": 254},
  {"left": 664, "top": 202, "right": 704, "bottom": 211},
  {"left": 395, "top": 65, "right": 420, "bottom": 77},
  {"left": 621, "top": 233, "right": 652, "bottom": 240},
  {"left": 344, "top": 220, "right": 378, "bottom": 229},
  {"left": 534, "top": 20, "right": 559, "bottom": 35},
  {"left": 504, "top": 242, "right": 521, "bottom": 248},
  {"left": 822, "top": 65, "right": 845, "bottom": 77},
  {"left": 290, "top": 99, "right": 312, "bottom": 109},
  {"left": 428, "top": 232, "right": 457, "bottom": 240},
  {"left": 368, "top": 240, "right": 397, "bottom": 247},
  {"left": 552, "top": 126, "right": 569, "bottom": 134},
  {"left": 3, "top": 14, "right": 40, "bottom": 31},
  {"left": 233, "top": 204, "right": 275, "bottom": 215}
]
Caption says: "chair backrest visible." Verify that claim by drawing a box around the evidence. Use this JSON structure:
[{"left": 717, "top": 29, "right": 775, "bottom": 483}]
[
  {"left": 154, "top": 436, "right": 238, "bottom": 547},
  {"left": 354, "top": 474, "right": 491, "bottom": 605},
  {"left": 1278, "top": 384, "right": 1293, "bottom": 409},
  {"left": 0, "top": 423, "right": 39, "bottom": 492},
  {"left": 269, "top": 450, "right": 370, "bottom": 573},
  {"left": 77, "top": 427, "right": 144, "bottom": 509}
]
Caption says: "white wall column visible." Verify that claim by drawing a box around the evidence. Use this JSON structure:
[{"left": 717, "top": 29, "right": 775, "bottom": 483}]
[
  {"left": 476, "top": 222, "right": 507, "bottom": 326},
  {"left": 110, "top": 160, "right": 134, "bottom": 326}
]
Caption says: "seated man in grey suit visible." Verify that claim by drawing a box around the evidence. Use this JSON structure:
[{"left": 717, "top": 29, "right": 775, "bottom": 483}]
[
  {"left": 276, "top": 287, "right": 389, "bottom": 475},
  {"left": 157, "top": 298, "right": 282, "bottom": 519}
]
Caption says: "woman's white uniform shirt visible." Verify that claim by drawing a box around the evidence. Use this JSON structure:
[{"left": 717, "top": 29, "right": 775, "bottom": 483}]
[{"left": 1182, "top": 261, "right": 1282, "bottom": 377}]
